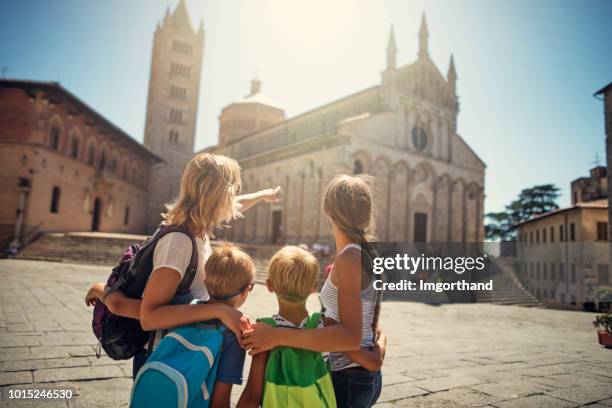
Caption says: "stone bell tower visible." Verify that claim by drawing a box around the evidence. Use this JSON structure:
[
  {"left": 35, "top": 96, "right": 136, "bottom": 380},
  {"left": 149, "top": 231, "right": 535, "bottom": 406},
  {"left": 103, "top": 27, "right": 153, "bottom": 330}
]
[{"left": 143, "top": 0, "right": 204, "bottom": 230}]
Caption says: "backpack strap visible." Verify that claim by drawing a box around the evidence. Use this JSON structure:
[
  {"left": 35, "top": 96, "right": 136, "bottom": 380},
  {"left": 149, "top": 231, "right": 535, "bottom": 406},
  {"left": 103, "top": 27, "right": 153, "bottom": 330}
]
[
  {"left": 305, "top": 313, "right": 321, "bottom": 330},
  {"left": 156, "top": 224, "right": 199, "bottom": 296},
  {"left": 256, "top": 317, "right": 277, "bottom": 328}
]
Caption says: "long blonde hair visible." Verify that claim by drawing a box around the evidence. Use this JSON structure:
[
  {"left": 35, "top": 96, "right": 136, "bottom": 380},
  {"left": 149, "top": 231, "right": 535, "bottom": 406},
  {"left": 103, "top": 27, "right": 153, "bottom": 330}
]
[
  {"left": 162, "top": 153, "right": 241, "bottom": 235},
  {"left": 323, "top": 174, "right": 377, "bottom": 243}
]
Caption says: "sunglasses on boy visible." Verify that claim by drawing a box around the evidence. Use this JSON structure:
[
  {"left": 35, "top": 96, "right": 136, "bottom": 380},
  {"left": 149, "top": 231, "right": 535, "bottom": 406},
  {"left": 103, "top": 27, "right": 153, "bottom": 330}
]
[{"left": 210, "top": 281, "right": 255, "bottom": 301}]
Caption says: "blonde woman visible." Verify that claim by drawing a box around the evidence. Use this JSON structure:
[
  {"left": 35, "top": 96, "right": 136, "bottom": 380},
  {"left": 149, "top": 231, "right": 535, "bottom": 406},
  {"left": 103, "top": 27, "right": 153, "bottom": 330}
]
[
  {"left": 243, "top": 175, "right": 385, "bottom": 408},
  {"left": 86, "top": 153, "right": 279, "bottom": 377}
]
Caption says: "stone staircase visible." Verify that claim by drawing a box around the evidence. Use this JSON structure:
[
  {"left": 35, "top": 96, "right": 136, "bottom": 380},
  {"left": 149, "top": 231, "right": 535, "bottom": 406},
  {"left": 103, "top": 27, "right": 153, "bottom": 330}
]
[
  {"left": 16, "top": 232, "right": 146, "bottom": 265},
  {"left": 475, "top": 257, "right": 543, "bottom": 307},
  {"left": 14, "top": 232, "right": 317, "bottom": 284}
]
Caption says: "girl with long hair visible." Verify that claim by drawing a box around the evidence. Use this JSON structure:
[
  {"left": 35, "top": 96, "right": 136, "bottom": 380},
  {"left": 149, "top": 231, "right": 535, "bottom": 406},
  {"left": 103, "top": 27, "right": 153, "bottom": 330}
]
[{"left": 242, "top": 174, "right": 385, "bottom": 407}]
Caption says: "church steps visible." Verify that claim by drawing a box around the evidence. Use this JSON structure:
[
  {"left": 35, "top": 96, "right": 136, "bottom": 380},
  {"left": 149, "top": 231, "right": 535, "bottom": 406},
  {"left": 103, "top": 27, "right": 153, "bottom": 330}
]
[{"left": 17, "top": 233, "right": 539, "bottom": 306}]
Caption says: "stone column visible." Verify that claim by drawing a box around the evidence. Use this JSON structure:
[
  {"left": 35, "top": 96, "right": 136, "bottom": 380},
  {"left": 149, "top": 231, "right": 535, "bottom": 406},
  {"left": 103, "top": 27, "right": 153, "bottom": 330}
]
[
  {"left": 431, "top": 178, "right": 438, "bottom": 242},
  {"left": 405, "top": 170, "right": 414, "bottom": 241},
  {"left": 447, "top": 181, "right": 453, "bottom": 242},
  {"left": 462, "top": 186, "right": 467, "bottom": 242},
  {"left": 315, "top": 168, "right": 323, "bottom": 241},
  {"left": 297, "top": 172, "right": 305, "bottom": 242}
]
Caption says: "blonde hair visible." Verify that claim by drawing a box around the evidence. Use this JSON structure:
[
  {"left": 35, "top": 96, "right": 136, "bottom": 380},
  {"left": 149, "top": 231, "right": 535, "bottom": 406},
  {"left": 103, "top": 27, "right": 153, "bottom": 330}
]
[
  {"left": 268, "top": 246, "right": 319, "bottom": 303},
  {"left": 204, "top": 244, "right": 255, "bottom": 298},
  {"left": 162, "top": 153, "right": 241, "bottom": 235},
  {"left": 323, "top": 174, "right": 377, "bottom": 243}
]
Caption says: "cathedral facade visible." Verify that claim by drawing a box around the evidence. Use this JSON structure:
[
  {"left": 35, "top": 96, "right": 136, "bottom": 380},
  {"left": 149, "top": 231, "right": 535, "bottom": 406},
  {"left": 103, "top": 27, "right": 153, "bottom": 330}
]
[{"left": 211, "top": 16, "right": 486, "bottom": 245}]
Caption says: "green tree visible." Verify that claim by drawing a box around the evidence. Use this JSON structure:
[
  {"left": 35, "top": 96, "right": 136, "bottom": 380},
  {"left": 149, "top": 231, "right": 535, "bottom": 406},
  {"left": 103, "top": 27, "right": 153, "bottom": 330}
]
[{"left": 485, "top": 184, "right": 560, "bottom": 241}]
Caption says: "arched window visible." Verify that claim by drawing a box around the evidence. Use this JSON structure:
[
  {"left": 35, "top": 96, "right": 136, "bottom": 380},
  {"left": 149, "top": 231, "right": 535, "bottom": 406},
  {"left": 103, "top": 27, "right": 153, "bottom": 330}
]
[
  {"left": 87, "top": 144, "right": 95, "bottom": 165},
  {"left": 50, "top": 186, "right": 61, "bottom": 213},
  {"left": 49, "top": 126, "right": 61, "bottom": 150},
  {"left": 99, "top": 149, "right": 106, "bottom": 171},
  {"left": 70, "top": 136, "right": 80, "bottom": 159},
  {"left": 411, "top": 126, "right": 429, "bottom": 151},
  {"left": 109, "top": 156, "right": 117, "bottom": 174},
  {"left": 353, "top": 159, "right": 364, "bottom": 175},
  {"left": 169, "top": 129, "right": 179, "bottom": 143}
]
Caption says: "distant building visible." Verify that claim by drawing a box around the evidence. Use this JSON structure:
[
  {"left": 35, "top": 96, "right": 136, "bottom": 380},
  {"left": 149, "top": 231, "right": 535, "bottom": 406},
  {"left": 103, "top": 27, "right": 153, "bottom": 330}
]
[
  {"left": 594, "top": 82, "right": 612, "bottom": 252},
  {"left": 209, "top": 15, "right": 486, "bottom": 245},
  {"left": 143, "top": 0, "right": 205, "bottom": 230},
  {"left": 516, "top": 198, "right": 610, "bottom": 309},
  {"left": 0, "top": 79, "right": 162, "bottom": 249},
  {"left": 571, "top": 166, "right": 607, "bottom": 204}
]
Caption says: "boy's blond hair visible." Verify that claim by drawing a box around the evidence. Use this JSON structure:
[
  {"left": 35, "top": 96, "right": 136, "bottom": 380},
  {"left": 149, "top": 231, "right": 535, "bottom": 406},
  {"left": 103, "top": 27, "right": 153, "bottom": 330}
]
[
  {"left": 162, "top": 153, "right": 242, "bottom": 235},
  {"left": 205, "top": 244, "right": 255, "bottom": 298},
  {"left": 268, "top": 246, "right": 319, "bottom": 302}
]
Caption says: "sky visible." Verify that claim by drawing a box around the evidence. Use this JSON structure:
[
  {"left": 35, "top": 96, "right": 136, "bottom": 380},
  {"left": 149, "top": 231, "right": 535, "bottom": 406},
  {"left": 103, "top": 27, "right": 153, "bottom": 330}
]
[{"left": 2, "top": 0, "right": 611, "bottom": 214}]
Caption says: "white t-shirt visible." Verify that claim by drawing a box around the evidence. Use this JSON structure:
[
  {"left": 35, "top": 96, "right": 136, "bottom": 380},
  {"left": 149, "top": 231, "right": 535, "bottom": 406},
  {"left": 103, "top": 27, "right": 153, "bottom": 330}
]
[{"left": 152, "top": 232, "right": 212, "bottom": 301}]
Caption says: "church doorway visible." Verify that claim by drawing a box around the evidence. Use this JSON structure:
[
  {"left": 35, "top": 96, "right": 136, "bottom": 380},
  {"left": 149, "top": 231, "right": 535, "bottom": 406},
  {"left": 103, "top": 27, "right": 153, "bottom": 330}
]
[
  {"left": 413, "top": 212, "right": 428, "bottom": 242},
  {"left": 91, "top": 198, "right": 102, "bottom": 232},
  {"left": 271, "top": 210, "right": 283, "bottom": 244}
]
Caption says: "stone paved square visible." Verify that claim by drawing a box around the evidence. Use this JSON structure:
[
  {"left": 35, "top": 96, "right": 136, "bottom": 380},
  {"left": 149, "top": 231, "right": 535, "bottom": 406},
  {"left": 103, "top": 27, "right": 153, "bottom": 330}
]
[{"left": 0, "top": 259, "right": 611, "bottom": 407}]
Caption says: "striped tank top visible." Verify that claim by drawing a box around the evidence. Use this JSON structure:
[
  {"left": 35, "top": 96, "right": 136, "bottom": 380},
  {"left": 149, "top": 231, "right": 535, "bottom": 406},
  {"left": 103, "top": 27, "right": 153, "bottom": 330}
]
[{"left": 319, "top": 243, "right": 378, "bottom": 371}]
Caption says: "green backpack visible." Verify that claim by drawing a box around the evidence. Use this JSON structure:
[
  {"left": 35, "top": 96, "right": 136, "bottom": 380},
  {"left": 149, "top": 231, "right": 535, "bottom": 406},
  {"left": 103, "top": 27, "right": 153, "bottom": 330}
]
[{"left": 258, "top": 313, "right": 337, "bottom": 408}]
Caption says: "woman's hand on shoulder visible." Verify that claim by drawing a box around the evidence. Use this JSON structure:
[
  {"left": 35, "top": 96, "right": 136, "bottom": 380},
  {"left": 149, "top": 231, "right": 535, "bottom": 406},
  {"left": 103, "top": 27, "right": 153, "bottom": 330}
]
[{"left": 241, "top": 321, "right": 279, "bottom": 355}]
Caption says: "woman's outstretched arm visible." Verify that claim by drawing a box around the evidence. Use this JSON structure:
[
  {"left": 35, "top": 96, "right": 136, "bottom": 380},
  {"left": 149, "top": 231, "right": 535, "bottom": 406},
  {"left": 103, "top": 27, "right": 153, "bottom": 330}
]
[
  {"left": 242, "top": 251, "right": 362, "bottom": 354},
  {"left": 140, "top": 267, "right": 250, "bottom": 338},
  {"left": 236, "top": 187, "right": 280, "bottom": 213}
]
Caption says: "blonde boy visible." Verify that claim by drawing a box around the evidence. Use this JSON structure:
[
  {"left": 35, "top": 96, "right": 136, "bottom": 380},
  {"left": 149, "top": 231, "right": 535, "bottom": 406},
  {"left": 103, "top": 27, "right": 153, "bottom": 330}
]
[
  {"left": 238, "top": 245, "right": 320, "bottom": 407},
  {"left": 202, "top": 244, "right": 256, "bottom": 408}
]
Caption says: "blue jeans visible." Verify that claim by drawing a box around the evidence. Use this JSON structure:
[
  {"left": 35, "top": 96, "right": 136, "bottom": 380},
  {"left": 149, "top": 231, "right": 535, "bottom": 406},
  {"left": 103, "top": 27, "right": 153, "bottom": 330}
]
[{"left": 331, "top": 367, "right": 382, "bottom": 408}]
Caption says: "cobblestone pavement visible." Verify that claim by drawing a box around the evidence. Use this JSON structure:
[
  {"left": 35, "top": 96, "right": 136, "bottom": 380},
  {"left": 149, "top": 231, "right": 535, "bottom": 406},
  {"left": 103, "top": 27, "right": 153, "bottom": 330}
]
[{"left": 0, "top": 259, "right": 611, "bottom": 407}]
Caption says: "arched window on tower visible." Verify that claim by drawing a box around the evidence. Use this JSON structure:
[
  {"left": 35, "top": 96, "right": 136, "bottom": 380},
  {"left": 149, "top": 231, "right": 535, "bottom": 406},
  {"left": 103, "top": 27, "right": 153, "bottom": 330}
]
[
  {"left": 50, "top": 186, "right": 61, "bottom": 213},
  {"left": 353, "top": 159, "right": 364, "bottom": 175}
]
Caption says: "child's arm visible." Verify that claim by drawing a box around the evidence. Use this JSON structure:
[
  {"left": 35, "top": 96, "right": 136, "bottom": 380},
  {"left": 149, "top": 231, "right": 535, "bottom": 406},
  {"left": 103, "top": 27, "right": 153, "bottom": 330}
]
[
  {"left": 323, "top": 316, "right": 387, "bottom": 372},
  {"left": 237, "top": 352, "right": 269, "bottom": 408},
  {"left": 209, "top": 383, "right": 233, "bottom": 408},
  {"left": 344, "top": 331, "right": 387, "bottom": 372},
  {"left": 85, "top": 283, "right": 105, "bottom": 306},
  {"left": 84, "top": 282, "right": 141, "bottom": 320}
]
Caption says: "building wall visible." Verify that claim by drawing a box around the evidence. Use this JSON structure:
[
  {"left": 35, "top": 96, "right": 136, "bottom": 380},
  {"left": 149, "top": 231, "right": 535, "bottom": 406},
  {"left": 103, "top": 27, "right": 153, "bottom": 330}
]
[
  {"left": 0, "top": 84, "right": 155, "bottom": 247},
  {"left": 217, "top": 110, "right": 484, "bottom": 246},
  {"left": 517, "top": 207, "right": 610, "bottom": 309}
]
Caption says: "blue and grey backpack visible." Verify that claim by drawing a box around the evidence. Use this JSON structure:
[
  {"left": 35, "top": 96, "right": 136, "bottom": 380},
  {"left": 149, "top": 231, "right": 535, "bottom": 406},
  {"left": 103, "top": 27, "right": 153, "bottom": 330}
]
[{"left": 129, "top": 322, "right": 226, "bottom": 408}]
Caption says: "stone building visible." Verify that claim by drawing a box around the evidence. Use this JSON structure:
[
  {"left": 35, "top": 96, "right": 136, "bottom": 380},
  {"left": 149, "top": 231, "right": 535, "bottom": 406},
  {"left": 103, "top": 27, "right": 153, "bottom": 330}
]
[
  {"left": 144, "top": 0, "right": 204, "bottom": 230},
  {"left": 0, "top": 79, "right": 162, "bottom": 249},
  {"left": 210, "top": 16, "right": 486, "bottom": 245},
  {"left": 594, "top": 83, "right": 612, "bottom": 251},
  {"left": 516, "top": 199, "right": 610, "bottom": 309},
  {"left": 571, "top": 166, "right": 607, "bottom": 204}
]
